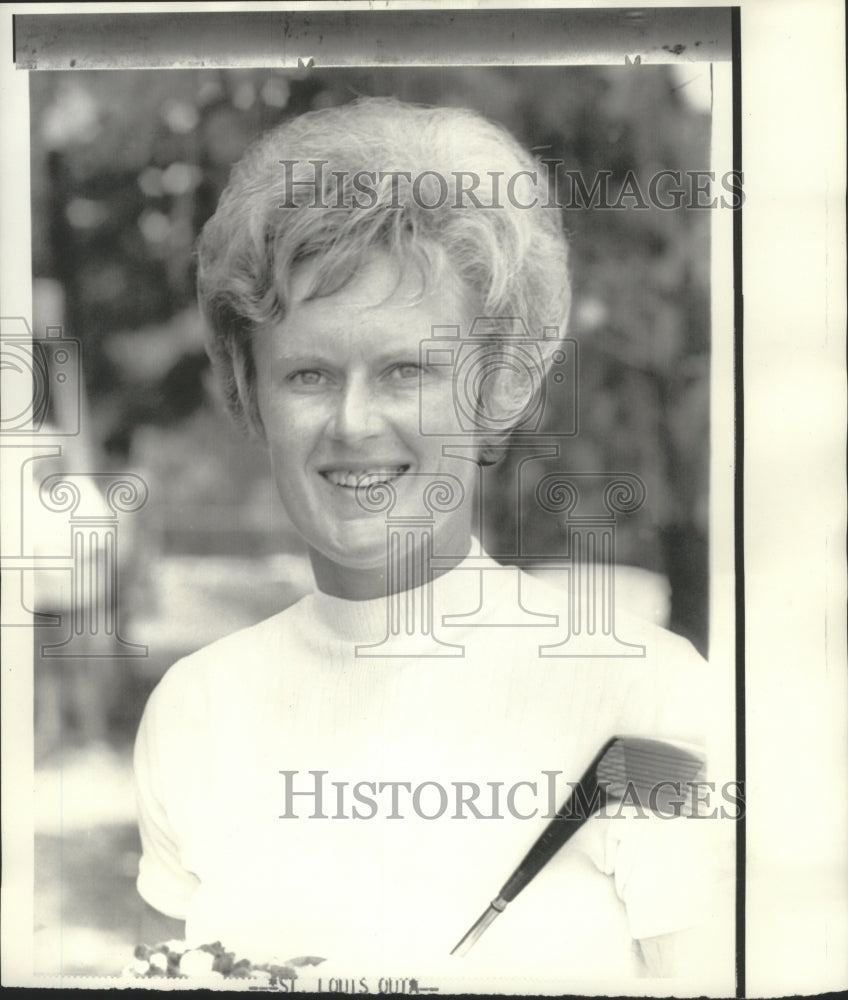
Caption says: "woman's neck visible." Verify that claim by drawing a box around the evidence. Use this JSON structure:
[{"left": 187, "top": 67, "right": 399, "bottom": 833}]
[{"left": 309, "top": 536, "right": 472, "bottom": 601}]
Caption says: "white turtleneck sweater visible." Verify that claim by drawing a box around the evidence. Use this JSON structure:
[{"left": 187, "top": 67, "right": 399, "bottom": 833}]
[{"left": 134, "top": 548, "right": 733, "bottom": 990}]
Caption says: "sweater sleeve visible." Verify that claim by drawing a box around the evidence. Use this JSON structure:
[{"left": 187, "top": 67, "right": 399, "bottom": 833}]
[
  {"left": 587, "top": 628, "right": 736, "bottom": 942},
  {"left": 133, "top": 665, "right": 202, "bottom": 920}
]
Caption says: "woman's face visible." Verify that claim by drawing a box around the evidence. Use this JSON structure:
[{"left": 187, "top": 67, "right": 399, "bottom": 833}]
[{"left": 253, "top": 252, "right": 482, "bottom": 580}]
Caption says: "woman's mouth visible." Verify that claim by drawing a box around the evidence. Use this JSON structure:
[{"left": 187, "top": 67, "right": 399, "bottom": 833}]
[{"left": 320, "top": 465, "right": 410, "bottom": 488}]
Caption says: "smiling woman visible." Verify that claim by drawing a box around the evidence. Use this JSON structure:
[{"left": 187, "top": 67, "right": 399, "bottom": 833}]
[{"left": 133, "top": 97, "right": 733, "bottom": 989}]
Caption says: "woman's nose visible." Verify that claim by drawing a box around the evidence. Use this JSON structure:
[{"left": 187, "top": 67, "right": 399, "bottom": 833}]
[{"left": 328, "top": 376, "right": 381, "bottom": 441}]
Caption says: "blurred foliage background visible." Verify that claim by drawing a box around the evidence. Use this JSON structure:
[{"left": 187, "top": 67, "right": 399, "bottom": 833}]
[
  {"left": 29, "top": 66, "right": 712, "bottom": 973},
  {"left": 30, "top": 64, "right": 712, "bottom": 645}
]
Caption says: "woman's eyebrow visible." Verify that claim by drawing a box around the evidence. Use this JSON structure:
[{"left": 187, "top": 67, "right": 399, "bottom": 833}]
[
  {"left": 271, "top": 349, "right": 333, "bottom": 366},
  {"left": 372, "top": 349, "right": 427, "bottom": 364},
  {"left": 273, "top": 351, "right": 427, "bottom": 372}
]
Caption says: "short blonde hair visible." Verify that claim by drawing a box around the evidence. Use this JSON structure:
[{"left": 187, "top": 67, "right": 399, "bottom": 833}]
[{"left": 196, "top": 96, "right": 571, "bottom": 436}]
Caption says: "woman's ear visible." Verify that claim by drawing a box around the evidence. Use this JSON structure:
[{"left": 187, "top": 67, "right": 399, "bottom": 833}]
[
  {"left": 479, "top": 345, "right": 542, "bottom": 424},
  {"left": 477, "top": 436, "right": 509, "bottom": 467},
  {"left": 473, "top": 356, "right": 542, "bottom": 465}
]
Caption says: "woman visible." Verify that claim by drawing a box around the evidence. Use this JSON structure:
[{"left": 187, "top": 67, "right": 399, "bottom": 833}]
[{"left": 134, "top": 97, "right": 732, "bottom": 988}]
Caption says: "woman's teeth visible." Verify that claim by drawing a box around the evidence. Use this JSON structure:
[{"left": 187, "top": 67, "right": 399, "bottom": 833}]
[{"left": 323, "top": 467, "right": 408, "bottom": 488}]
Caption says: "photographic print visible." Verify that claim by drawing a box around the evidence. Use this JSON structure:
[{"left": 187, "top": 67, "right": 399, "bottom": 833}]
[{"left": 1, "top": 4, "right": 844, "bottom": 997}]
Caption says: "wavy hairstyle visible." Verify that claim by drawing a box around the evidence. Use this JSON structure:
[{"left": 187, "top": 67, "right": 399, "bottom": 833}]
[{"left": 196, "top": 97, "right": 571, "bottom": 446}]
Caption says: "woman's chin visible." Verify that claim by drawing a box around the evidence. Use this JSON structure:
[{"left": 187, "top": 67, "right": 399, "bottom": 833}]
[
  {"left": 304, "top": 517, "right": 473, "bottom": 595},
  {"left": 308, "top": 535, "right": 393, "bottom": 576}
]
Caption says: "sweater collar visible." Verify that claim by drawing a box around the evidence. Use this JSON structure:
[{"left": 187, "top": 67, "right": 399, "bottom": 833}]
[{"left": 303, "top": 538, "right": 502, "bottom": 646}]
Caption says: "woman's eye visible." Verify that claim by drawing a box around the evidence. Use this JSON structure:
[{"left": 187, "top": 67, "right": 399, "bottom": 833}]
[
  {"left": 389, "top": 363, "right": 422, "bottom": 380},
  {"left": 288, "top": 370, "right": 326, "bottom": 386}
]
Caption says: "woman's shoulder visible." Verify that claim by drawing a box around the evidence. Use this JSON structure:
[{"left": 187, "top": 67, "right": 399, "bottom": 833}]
[
  {"left": 515, "top": 564, "right": 706, "bottom": 665},
  {"left": 143, "top": 598, "right": 310, "bottom": 712},
  {"left": 513, "top": 564, "right": 714, "bottom": 736}
]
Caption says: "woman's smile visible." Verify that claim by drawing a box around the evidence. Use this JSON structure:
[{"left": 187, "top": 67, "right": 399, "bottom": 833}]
[{"left": 319, "top": 464, "right": 411, "bottom": 489}]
